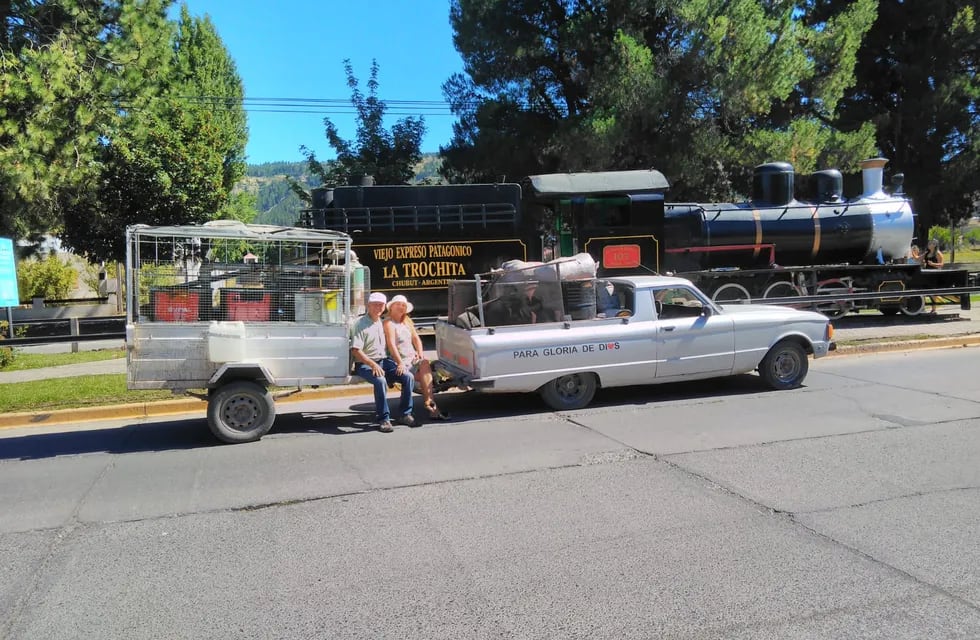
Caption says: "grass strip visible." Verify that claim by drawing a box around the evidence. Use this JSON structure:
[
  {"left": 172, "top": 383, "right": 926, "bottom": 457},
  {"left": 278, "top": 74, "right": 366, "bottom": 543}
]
[
  {"left": 1, "top": 348, "right": 125, "bottom": 372},
  {"left": 0, "top": 374, "right": 173, "bottom": 413}
]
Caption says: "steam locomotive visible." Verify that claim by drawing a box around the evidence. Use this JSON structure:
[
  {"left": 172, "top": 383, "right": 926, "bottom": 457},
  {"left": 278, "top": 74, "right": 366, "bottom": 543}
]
[{"left": 642, "top": 159, "right": 968, "bottom": 315}]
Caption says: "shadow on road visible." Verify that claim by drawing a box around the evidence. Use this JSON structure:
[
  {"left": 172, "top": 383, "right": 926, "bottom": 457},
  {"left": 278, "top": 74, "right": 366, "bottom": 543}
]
[
  {"left": 1, "top": 374, "right": 782, "bottom": 461},
  {"left": 831, "top": 309, "right": 967, "bottom": 331}
]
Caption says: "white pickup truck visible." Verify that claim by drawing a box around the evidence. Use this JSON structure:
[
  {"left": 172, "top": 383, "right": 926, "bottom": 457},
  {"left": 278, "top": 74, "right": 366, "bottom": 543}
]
[{"left": 434, "top": 274, "right": 835, "bottom": 410}]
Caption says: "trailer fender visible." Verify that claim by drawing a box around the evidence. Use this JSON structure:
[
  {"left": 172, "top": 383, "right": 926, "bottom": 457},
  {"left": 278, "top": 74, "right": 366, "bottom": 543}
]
[{"left": 208, "top": 363, "right": 275, "bottom": 389}]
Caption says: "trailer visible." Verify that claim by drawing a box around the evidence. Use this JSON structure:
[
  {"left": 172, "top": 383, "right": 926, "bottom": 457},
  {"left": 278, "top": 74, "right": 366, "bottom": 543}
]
[{"left": 125, "top": 221, "right": 368, "bottom": 443}]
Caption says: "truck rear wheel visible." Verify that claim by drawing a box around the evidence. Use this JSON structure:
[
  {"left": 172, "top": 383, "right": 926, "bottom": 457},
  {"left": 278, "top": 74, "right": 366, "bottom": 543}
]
[
  {"left": 207, "top": 380, "right": 276, "bottom": 444},
  {"left": 539, "top": 373, "right": 598, "bottom": 410},
  {"left": 759, "top": 341, "right": 808, "bottom": 390}
]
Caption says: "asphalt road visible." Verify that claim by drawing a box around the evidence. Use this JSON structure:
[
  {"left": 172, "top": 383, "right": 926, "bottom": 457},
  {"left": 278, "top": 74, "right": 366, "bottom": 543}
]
[{"left": 1, "top": 346, "right": 978, "bottom": 638}]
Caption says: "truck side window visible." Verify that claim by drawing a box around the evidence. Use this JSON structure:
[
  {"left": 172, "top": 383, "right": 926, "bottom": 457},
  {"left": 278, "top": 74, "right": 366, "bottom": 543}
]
[
  {"left": 654, "top": 287, "right": 704, "bottom": 319},
  {"left": 596, "top": 281, "right": 635, "bottom": 317}
]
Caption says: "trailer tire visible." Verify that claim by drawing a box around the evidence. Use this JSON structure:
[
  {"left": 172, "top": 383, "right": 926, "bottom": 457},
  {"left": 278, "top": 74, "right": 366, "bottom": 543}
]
[
  {"left": 759, "top": 341, "right": 809, "bottom": 390},
  {"left": 207, "top": 380, "right": 276, "bottom": 444},
  {"left": 540, "top": 373, "right": 598, "bottom": 411}
]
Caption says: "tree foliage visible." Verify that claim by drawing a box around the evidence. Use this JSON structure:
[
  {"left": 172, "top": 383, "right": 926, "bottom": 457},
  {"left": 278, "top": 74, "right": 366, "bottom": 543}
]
[
  {"left": 0, "top": 0, "right": 174, "bottom": 242},
  {"left": 835, "top": 1, "right": 980, "bottom": 231},
  {"left": 58, "top": 5, "right": 249, "bottom": 262},
  {"left": 2, "top": 2, "right": 248, "bottom": 262},
  {"left": 301, "top": 59, "right": 426, "bottom": 188},
  {"left": 442, "top": 0, "right": 881, "bottom": 200}
]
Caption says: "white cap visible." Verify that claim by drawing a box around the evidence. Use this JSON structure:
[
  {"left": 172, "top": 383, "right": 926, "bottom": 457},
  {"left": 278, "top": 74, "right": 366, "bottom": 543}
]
[
  {"left": 368, "top": 292, "right": 387, "bottom": 305},
  {"left": 386, "top": 294, "right": 414, "bottom": 314}
]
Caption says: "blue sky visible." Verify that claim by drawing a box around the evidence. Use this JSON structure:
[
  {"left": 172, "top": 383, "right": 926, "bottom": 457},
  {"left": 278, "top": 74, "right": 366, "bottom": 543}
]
[{"left": 182, "top": 1, "right": 465, "bottom": 165}]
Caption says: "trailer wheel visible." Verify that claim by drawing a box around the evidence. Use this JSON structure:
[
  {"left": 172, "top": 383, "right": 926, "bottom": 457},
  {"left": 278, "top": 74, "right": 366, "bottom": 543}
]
[
  {"left": 207, "top": 380, "right": 276, "bottom": 444},
  {"left": 540, "top": 373, "right": 598, "bottom": 410},
  {"left": 759, "top": 341, "right": 809, "bottom": 390}
]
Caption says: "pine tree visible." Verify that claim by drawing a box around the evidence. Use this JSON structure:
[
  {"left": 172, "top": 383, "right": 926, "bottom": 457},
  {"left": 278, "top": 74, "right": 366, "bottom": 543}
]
[
  {"left": 835, "top": 0, "right": 980, "bottom": 230},
  {"left": 0, "top": 0, "right": 173, "bottom": 241},
  {"left": 59, "top": 4, "right": 250, "bottom": 262},
  {"left": 442, "top": 0, "right": 880, "bottom": 199}
]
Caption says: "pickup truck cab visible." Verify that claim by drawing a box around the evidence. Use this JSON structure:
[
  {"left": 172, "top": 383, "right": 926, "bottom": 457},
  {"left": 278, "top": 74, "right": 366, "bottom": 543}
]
[{"left": 435, "top": 275, "right": 835, "bottom": 410}]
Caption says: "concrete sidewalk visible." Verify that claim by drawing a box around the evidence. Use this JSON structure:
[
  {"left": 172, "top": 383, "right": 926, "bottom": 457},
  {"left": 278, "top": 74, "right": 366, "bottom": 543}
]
[{"left": 2, "top": 306, "right": 979, "bottom": 431}]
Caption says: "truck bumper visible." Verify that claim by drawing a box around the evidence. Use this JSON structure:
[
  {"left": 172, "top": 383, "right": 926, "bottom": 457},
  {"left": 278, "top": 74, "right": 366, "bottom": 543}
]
[
  {"left": 433, "top": 360, "right": 497, "bottom": 392},
  {"left": 813, "top": 341, "right": 834, "bottom": 358}
]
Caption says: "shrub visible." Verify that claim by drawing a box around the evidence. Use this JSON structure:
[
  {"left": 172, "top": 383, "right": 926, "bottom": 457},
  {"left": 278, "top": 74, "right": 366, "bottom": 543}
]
[
  {"left": 0, "top": 320, "right": 16, "bottom": 368},
  {"left": 16, "top": 254, "right": 77, "bottom": 300}
]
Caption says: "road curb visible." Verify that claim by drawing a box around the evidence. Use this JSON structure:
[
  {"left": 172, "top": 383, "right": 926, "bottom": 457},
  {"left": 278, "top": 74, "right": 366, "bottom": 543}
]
[
  {"left": 1, "top": 336, "right": 978, "bottom": 432},
  {"left": 0, "top": 384, "right": 373, "bottom": 432},
  {"left": 831, "top": 335, "right": 980, "bottom": 356}
]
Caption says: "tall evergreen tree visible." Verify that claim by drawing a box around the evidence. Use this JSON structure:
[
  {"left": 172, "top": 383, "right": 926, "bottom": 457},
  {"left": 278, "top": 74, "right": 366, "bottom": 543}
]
[
  {"left": 60, "top": 4, "right": 250, "bottom": 262},
  {"left": 835, "top": 1, "right": 980, "bottom": 231},
  {"left": 442, "top": 0, "right": 879, "bottom": 199},
  {"left": 0, "top": 0, "right": 173, "bottom": 242}
]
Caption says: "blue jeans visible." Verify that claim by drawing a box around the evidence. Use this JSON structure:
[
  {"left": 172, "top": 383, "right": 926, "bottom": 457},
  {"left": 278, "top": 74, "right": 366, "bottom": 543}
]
[{"left": 354, "top": 358, "right": 414, "bottom": 423}]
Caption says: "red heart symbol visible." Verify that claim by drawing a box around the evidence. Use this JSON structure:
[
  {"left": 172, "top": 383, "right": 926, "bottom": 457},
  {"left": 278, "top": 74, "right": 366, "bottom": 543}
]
[{"left": 606, "top": 343, "right": 616, "bottom": 349}]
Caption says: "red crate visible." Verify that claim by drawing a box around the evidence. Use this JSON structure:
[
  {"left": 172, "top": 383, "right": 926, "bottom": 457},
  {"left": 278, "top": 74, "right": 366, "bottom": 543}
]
[
  {"left": 221, "top": 289, "right": 271, "bottom": 321},
  {"left": 151, "top": 290, "right": 201, "bottom": 322}
]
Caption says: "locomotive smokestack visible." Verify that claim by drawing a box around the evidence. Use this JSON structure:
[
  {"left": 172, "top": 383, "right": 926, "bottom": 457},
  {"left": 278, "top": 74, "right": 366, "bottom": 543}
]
[{"left": 860, "top": 158, "right": 888, "bottom": 199}]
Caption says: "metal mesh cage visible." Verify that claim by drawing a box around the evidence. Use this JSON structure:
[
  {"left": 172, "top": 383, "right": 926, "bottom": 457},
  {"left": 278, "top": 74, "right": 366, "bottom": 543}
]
[{"left": 126, "top": 222, "right": 366, "bottom": 325}]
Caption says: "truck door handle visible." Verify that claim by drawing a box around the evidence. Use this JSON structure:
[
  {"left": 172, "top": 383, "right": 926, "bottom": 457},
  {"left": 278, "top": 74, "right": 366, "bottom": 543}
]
[{"left": 662, "top": 326, "right": 674, "bottom": 332}]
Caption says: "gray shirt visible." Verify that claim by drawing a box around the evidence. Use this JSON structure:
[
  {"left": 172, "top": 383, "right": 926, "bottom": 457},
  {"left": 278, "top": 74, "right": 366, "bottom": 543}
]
[{"left": 350, "top": 315, "right": 386, "bottom": 361}]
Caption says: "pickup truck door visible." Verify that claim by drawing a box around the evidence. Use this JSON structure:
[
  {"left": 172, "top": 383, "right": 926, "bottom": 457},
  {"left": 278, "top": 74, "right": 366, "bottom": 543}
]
[{"left": 653, "top": 288, "right": 736, "bottom": 380}]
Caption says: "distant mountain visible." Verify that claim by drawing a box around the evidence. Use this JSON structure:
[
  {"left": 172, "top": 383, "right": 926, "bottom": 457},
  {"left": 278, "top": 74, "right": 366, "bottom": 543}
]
[{"left": 243, "top": 154, "right": 444, "bottom": 226}]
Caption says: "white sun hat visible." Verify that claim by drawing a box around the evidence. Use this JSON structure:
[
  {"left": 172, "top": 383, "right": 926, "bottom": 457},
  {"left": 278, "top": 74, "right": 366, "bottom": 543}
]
[
  {"left": 386, "top": 294, "right": 414, "bottom": 314},
  {"left": 368, "top": 292, "right": 387, "bottom": 305}
]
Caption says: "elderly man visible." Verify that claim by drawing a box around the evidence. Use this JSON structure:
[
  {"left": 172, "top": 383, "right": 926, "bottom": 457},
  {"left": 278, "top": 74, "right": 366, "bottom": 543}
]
[{"left": 350, "top": 291, "right": 415, "bottom": 432}]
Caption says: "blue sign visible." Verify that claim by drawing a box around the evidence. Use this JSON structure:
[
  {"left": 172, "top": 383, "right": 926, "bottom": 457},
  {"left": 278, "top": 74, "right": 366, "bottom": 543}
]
[{"left": 0, "top": 237, "right": 20, "bottom": 307}]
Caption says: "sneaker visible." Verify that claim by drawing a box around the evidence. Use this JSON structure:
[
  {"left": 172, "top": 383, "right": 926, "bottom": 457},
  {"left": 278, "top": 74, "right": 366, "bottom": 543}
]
[
  {"left": 378, "top": 420, "right": 394, "bottom": 433},
  {"left": 397, "top": 414, "right": 417, "bottom": 427}
]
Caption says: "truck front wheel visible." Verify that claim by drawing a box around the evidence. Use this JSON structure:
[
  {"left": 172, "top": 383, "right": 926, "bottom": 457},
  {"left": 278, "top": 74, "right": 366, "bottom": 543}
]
[
  {"left": 539, "top": 373, "right": 598, "bottom": 410},
  {"left": 207, "top": 380, "right": 276, "bottom": 444},
  {"left": 759, "top": 341, "right": 809, "bottom": 390}
]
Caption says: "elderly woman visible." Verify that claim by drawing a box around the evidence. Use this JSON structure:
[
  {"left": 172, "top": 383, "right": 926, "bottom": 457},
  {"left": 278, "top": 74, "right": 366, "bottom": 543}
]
[{"left": 383, "top": 295, "right": 450, "bottom": 420}]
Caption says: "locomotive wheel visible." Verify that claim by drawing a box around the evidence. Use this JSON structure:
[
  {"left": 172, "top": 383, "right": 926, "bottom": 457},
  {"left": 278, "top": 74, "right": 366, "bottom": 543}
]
[
  {"left": 762, "top": 281, "right": 807, "bottom": 308},
  {"left": 763, "top": 281, "right": 798, "bottom": 300},
  {"left": 759, "top": 340, "right": 809, "bottom": 390},
  {"left": 207, "top": 380, "right": 276, "bottom": 444},
  {"left": 814, "top": 282, "right": 852, "bottom": 319},
  {"left": 899, "top": 296, "right": 925, "bottom": 316},
  {"left": 539, "top": 373, "right": 598, "bottom": 411},
  {"left": 712, "top": 283, "right": 752, "bottom": 304}
]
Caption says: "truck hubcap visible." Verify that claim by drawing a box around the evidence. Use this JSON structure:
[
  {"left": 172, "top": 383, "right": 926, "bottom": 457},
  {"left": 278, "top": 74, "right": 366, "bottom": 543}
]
[
  {"left": 773, "top": 351, "right": 801, "bottom": 382},
  {"left": 557, "top": 375, "right": 585, "bottom": 399}
]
